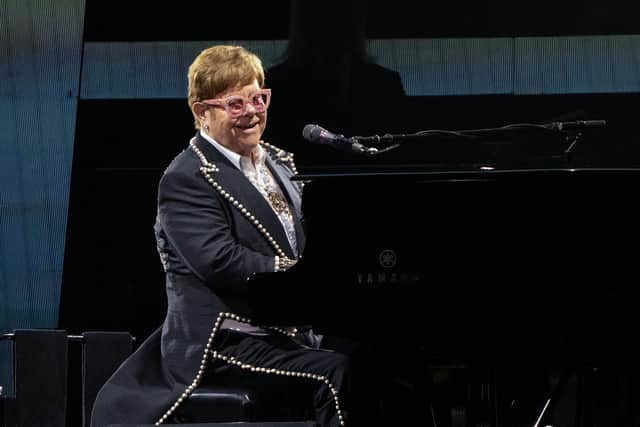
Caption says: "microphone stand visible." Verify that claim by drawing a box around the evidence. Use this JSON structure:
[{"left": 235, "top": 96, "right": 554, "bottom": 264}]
[{"left": 352, "top": 120, "right": 606, "bottom": 157}]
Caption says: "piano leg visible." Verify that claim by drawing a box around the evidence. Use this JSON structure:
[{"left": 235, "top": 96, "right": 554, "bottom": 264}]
[
  {"left": 528, "top": 362, "right": 638, "bottom": 427},
  {"left": 491, "top": 364, "right": 552, "bottom": 427}
]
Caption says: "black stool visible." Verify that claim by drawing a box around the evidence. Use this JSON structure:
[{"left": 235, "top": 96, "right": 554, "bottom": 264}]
[
  {"left": 1, "top": 329, "right": 69, "bottom": 427},
  {"left": 169, "top": 385, "right": 255, "bottom": 423},
  {"left": 169, "top": 372, "right": 317, "bottom": 424},
  {"left": 79, "top": 331, "right": 135, "bottom": 427}
]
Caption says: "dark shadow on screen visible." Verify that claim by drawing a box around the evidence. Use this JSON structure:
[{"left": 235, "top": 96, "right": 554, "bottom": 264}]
[{"left": 263, "top": 0, "right": 409, "bottom": 169}]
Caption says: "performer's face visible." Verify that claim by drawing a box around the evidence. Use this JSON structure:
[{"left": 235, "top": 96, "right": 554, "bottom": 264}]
[{"left": 202, "top": 79, "right": 268, "bottom": 157}]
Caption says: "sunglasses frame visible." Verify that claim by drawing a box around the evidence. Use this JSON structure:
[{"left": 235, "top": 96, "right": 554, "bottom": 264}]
[{"left": 200, "top": 88, "right": 271, "bottom": 118}]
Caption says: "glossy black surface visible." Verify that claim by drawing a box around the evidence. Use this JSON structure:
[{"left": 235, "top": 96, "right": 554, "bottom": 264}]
[{"left": 249, "top": 167, "right": 640, "bottom": 362}]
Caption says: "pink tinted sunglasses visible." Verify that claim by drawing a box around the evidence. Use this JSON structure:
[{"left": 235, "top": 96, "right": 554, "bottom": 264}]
[{"left": 200, "top": 89, "right": 271, "bottom": 118}]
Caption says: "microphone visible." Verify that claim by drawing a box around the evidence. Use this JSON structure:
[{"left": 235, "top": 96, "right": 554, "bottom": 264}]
[{"left": 302, "top": 124, "right": 376, "bottom": 154}]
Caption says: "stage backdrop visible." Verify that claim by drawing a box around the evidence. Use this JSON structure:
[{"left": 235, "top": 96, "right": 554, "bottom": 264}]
[
  {"left": 1, "top": 0, "right": 638, "bottom": 400},
  {"left": 0, "top": 0, "right": 84, "bottom": 394}
]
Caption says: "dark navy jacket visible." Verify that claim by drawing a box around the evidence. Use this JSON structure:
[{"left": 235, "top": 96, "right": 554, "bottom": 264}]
[{"left": 90, "top": 133, "right": 305, "bottom": 427}]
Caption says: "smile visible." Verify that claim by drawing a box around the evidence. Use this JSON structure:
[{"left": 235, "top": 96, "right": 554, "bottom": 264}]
[
  {"left": 235, "top": 123, "right": 261, "bottom": 136},
  {"left": 235, "top": 122, "right": 259, "bottom": 131}
]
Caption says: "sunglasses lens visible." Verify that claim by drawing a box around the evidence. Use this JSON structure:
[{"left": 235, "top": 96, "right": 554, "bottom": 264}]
[
  {"left": 250, "top": 93, "right": 268, "bottom": 111},
  {"left": 226, "top": 97, "right": 245, "bottom": 116}
]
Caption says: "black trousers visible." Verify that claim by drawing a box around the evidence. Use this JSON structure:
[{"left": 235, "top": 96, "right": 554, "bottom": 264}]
[{"left": 205, "top": 329, "right": 352, "bottom": 427}]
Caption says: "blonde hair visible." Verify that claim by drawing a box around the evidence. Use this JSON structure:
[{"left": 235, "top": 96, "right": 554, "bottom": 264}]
[{"left": 188, "top": 45, "right": 265, "bottom": 129}]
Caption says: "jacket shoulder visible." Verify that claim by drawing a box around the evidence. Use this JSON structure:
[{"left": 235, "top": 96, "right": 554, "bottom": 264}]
[
  {"left": 164, "top": 146, "right": 200, "bottom": 174},
  {"left": 260, "top": 140, "right": 298, "bottom": 170},
  {"left": 157, "top": 146, "right": 208, "bottom": 194}
]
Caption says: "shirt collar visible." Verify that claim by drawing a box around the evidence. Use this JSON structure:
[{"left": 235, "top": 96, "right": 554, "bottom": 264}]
[{"left": 199, "top": 129, "right": 265, "bottom": 171}]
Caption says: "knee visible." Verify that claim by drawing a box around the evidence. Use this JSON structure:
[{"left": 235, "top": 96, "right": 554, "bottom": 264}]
[{"left": 325, "top": 351, "right": 352, "bottom": 390}]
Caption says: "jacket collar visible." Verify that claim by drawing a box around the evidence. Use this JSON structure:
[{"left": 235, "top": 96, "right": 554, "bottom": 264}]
[{"left": 191, "top": 133, "right": 300, "bottom": 258}]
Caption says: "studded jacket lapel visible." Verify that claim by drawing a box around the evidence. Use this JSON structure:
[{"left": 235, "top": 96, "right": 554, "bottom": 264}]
[
  {"left": 264, "top": 153, "right": 306, "bottom": 254},
  {"left": 191, "top": 134, "right": 297, "bottom": 259}
]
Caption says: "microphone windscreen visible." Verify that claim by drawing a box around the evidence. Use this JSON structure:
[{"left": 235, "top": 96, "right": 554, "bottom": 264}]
[{"left": 302, "top": 124, "right": 317, "bottom": 141}]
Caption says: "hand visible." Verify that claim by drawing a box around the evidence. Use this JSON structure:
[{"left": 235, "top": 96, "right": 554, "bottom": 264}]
[{"left": 275, "top": 256, "right": 298, "bottom": 271}]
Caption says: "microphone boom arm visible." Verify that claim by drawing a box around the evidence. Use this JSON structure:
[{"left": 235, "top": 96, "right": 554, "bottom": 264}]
[{"left": 302, "top": 120, "right": 606, "bottom": 156}]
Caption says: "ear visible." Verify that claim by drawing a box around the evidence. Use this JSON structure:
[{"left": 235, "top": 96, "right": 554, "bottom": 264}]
[{"left": 192, "top": 102, "right": 208, "bottom": 121}]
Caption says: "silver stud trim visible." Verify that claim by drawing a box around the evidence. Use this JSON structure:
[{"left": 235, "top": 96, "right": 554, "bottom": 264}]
[
  {"left": 189, "top": 140, "right": 287, "bottom": 258},
  {"left": 155, "top": 311, "right": 250, "bottom": 424},
  {"left": 260, "top": 140, "right": 304, "bottom": 191},
  {"left": 210, "top": 347, "right": 344, "bottom": 426},
  {"left": 154, "top": 312, "right": 319, "bottom": 424}
]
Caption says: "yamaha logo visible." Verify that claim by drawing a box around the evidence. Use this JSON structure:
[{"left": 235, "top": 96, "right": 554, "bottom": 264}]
[{"left": 378, "top": 249, "right": 397, "bottom": 269}]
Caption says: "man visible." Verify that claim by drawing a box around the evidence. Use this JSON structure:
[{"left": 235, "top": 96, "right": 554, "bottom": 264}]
[{"left": 91, "top": 45, "right": 350, "bottom": 427}]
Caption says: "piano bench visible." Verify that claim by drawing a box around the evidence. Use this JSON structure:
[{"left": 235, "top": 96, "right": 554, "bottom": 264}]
[
  {"left": 169, "top": 385, "right": 253, "bottom": 423},
  {"left": 168, "top": 380, "right": 316, "bottom": 424}
]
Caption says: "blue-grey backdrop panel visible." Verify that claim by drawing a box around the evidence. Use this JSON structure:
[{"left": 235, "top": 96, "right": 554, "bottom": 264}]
[
  {"left": 0, "top": 0, "right": 85, "bottom": 394},
  {"left": 80, "top": 36, "right": 640, "bottom": 99}
]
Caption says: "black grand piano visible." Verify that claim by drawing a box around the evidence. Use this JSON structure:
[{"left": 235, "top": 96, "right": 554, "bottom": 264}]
[{"left": 248, "top": 123, "right": 640, "bottom": 426}]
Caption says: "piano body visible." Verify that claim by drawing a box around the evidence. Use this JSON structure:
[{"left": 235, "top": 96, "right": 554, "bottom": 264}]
[
  {"left": 251, "top": 166, "right": 639, "bottom": 349},
  {"left": 248, "top": 141, "right": 640, "bottom": 425}
]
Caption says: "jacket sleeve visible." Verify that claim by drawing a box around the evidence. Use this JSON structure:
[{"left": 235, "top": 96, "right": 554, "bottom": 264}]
[{"left": 157, "top": 166, "right": 274, "bottom": 290}]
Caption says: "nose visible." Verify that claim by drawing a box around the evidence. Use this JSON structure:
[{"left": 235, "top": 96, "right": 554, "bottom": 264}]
[{"left": 243, "top": 102, "right": 258, "bottom": 116}]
